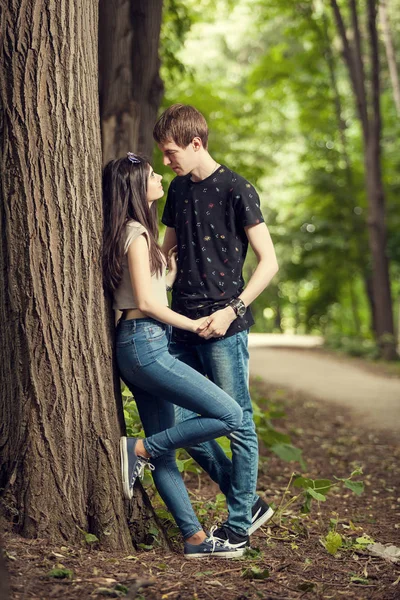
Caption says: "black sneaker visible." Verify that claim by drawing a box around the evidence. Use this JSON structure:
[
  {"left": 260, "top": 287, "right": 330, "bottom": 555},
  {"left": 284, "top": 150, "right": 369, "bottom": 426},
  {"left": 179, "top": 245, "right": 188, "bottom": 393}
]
[
  {"left": 120, "top": 436, "right": 154, "bottom": 500},
  {"left": 249, "top": 497, "right": 274, "bottom": 535},
  {"left": 184, "top": 536, "right": 245, "bottom": 559},
  {"left": 209, "top": 525, "right": 249, "bottom": 550}
]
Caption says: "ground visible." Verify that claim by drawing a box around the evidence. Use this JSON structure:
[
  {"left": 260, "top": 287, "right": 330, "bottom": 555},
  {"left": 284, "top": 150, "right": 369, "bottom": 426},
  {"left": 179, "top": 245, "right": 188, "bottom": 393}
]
[{"left": 2, "top": 349, "right": 400, "bottom": 600}]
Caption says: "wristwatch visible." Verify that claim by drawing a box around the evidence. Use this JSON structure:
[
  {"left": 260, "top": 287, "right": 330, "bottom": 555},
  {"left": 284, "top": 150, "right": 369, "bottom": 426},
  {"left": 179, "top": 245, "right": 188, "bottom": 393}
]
[{"left": 229, "top": 297, "right": 246, "bottom": 318}]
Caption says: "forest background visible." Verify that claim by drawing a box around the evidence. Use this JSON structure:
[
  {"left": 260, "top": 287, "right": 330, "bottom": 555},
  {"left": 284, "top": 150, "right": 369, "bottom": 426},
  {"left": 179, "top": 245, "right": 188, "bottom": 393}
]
[{"left": 157, "top": 0, "right": 400, "bottom": 362}]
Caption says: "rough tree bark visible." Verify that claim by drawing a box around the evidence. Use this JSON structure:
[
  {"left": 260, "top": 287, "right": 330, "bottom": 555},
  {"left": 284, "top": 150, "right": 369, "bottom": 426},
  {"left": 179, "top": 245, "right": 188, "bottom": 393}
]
[
  {"left": 99, "top": 0, "right": 164, "bottom": 163},
  {"left": 329, "top": 0, "right": 397, "bottom": 359},
  {"left": 0, "top": 0, "right": 133, "bottom": 549}
]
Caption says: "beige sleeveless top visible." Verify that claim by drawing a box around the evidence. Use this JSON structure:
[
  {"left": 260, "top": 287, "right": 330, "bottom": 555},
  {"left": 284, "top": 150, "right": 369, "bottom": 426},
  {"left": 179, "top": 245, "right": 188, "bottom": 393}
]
[{"left": 112, "top": 220, "right": 168, "bottom": 310}]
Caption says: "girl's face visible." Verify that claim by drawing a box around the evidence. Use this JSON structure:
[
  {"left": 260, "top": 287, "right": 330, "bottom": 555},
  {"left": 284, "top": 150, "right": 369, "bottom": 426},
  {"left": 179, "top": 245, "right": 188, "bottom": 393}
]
[{"left": 146, "top": 166, "right": 164, "bottom": 204}]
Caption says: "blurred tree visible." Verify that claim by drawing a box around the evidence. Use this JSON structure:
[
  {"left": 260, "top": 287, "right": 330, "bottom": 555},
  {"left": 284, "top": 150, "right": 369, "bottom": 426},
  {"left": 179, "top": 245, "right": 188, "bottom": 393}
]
[
  {"left": 329, "top": 0, "right": 396, "bottom": 359},
  {"left": 99, "top": 0, "right": 164, "bottom": 163},
  {"left": 379, "top": 0, "right": 400, "bottom": 116},
  {"left": 0, "top": 0, "right": 153, "bottom": 549}
]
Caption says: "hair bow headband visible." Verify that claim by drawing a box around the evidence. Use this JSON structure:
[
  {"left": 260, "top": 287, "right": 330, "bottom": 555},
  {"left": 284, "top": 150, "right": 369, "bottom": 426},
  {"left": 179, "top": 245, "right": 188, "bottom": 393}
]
[{"left": 127, "top": 152, "right": 141, "bottom": 164}]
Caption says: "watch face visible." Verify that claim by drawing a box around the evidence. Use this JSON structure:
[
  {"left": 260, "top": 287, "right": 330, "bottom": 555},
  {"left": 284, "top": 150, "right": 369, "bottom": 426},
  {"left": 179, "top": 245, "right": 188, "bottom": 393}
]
[
  {"left": 235, "top": 300, "right": 246, "bottom": 317},
  {"left": 237, "top": 304, "right": 246, "bottom": 317}
]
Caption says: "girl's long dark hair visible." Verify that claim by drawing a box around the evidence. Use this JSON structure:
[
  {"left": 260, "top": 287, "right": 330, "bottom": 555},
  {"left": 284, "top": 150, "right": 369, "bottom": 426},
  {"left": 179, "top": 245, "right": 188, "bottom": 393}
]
[{"left": 102, "top": 155, "right": 164, "bottom": 292}]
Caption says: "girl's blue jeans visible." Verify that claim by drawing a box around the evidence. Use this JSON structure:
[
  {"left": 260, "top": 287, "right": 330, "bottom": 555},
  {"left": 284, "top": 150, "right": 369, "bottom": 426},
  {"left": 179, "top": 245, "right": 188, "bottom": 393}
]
[{"left": 115, "top": 317, "right": 243, "bottom": 539}]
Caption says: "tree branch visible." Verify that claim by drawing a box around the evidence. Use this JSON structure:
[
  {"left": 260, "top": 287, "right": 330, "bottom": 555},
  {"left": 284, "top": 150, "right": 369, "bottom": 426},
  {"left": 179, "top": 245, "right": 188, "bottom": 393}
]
[{"left": 349, "top": 0, "right": 369, "bottom": 130}]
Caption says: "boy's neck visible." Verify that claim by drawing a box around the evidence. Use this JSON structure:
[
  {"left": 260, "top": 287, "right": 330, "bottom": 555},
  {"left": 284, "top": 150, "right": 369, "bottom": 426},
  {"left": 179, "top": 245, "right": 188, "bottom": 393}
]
[{"left": 190, "top": 152, "right": 220, "bottom": 182}]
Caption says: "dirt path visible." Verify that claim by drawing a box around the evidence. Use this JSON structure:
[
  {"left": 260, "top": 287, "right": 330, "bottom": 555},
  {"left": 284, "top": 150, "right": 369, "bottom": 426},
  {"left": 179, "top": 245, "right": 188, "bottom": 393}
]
[{"left": 249, "top": 344, "right": 400, "bottom": 432}]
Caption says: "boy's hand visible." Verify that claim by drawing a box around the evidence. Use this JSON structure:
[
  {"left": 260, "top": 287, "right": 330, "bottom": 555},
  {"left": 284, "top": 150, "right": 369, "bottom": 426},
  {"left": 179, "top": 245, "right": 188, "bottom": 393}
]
[{"left": 197, "top": 307, "right": 236, "bottom": 339}]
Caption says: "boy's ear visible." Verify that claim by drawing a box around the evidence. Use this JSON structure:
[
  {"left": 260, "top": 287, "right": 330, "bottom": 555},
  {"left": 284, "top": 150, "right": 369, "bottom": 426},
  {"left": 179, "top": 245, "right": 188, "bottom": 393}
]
[{"left": 191, "top": 136, "right": 203, "bottom": 151}]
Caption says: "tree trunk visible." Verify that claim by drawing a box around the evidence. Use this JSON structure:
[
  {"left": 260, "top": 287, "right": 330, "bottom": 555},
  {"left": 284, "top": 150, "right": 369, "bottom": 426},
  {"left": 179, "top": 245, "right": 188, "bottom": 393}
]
[
  {"left": 365, "top": 0, "right": 396, "bottom": 359},
  {"left": 99, "top": 0, "right": 164, "bottom": 163},
  {"left": 379, "top": 0, "right": 400, "bottom": 116},
  {"left": 330, "top": 0, "right": 397, "bottom": 359},
  {"left": 0, "top": 0, "right": 133, "bottom": 549}
]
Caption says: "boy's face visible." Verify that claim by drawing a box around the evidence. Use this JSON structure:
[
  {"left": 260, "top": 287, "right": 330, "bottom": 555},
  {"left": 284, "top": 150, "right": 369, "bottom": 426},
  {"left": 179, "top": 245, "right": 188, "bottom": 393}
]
[{"left": 157, "top": 139, "right": 200, "bottom": 176}]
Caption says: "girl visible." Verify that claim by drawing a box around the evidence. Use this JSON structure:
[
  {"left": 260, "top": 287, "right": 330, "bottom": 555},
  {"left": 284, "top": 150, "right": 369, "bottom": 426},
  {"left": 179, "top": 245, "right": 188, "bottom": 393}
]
[{"left": 102, "top": 153, "right": 244, "bottom": 558}]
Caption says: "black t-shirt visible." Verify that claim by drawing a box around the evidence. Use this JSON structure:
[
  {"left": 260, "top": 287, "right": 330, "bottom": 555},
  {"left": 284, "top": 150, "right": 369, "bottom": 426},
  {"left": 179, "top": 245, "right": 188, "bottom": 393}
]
[{"left": 162, "top": 165, "right": 265, "bottom": 344}]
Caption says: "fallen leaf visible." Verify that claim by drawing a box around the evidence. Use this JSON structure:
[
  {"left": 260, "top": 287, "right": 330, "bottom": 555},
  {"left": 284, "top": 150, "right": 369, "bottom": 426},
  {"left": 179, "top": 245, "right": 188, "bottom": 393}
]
[{"left": 367, "top": 543, "right": 400, "bottom": 563}]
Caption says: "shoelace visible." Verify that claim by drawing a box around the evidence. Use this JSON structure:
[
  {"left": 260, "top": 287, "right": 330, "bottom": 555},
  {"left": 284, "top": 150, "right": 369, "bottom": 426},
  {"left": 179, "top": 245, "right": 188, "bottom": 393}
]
[
  {"left": 205, "top": 536, "right": 224, "bottom": 553},
  {"left": 131, "top": 457, "right": 155, "bottom": 486}
]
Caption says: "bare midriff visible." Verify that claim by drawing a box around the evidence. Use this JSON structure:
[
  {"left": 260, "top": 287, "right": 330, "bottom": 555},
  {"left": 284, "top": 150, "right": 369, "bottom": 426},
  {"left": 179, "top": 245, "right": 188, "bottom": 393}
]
[{"left": 121, "top": 308, "right": 147, "bottom": 320}]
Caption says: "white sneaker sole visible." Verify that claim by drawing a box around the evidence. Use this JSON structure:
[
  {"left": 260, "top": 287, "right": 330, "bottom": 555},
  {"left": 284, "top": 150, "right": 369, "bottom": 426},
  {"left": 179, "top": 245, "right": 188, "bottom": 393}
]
[
  {"left": 248, "top": 506, "right": 274, "bottom": 535},
  {"left": 120, "top": 436, "right": 133, "bottom": 500},
  {"left": 184, "top": 548, "right": 245, "bottom": 559}
]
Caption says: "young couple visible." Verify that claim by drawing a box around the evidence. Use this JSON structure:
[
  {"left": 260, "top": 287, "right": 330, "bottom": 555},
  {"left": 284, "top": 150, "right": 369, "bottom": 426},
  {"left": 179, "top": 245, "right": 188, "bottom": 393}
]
[{"left": 102, "top": 104, "right": 279, "bottom": 559}]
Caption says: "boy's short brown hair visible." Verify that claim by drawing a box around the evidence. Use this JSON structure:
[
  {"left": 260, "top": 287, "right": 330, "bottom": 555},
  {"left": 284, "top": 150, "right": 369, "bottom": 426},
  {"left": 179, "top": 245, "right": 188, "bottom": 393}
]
[{"left": 153, "top": 104, "right": 209, "bottom": 149}]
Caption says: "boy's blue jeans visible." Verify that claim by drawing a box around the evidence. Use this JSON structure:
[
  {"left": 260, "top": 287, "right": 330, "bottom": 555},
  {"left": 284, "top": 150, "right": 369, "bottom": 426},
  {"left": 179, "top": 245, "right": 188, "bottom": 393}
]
[
  {"left": 115, "top": 318, "right": 243, "bottom": 539},
  {"left": 170, "top": 330, "right": 259, "bottom": 536}
]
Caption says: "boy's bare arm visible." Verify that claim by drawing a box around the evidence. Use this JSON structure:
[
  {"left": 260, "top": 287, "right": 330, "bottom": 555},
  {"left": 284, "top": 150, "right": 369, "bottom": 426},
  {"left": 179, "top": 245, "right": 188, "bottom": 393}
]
[
  {"left": 199, "top": 222, "right": 279, "bottom": 339},
  {"left": 162, "top": 226, "right": 178, "bottom": 258}
]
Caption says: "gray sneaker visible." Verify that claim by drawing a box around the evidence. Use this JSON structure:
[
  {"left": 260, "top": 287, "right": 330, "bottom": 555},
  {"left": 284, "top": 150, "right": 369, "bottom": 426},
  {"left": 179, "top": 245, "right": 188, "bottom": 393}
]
[
  {"left": 120, "top": 436, "right": 154, "bottom": 499},
  {"left": 184, "top": 536, "right": 245, "bottom": 559}
]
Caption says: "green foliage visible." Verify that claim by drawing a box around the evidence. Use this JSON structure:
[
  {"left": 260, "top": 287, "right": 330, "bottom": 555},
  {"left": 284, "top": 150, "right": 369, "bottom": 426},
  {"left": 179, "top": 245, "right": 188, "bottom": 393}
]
[
  {"left": 47, "top": 568, "right": 73, "bottom": 579},
  {"left": 77, "top": 526, "right": 100, "bottom": 545},
  {"left": 323, "top": 531, "right": 343, "bottom": 556},
  {"left": 242, "top": 566, "right": 270, "bottom": 580},
  {"left": 157, "top": 0, "right": 400, "bottom": 352},
  {"left": 292, "top": 468, "right": 363, "bottom": 515}
]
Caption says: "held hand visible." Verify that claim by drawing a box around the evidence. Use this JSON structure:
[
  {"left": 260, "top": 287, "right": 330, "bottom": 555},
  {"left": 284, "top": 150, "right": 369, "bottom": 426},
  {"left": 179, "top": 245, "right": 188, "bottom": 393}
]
[
  {"left": 191, "top": 316, "right": 211, "bottom": 334},
  {"left": 197, "top": 307, "right": 236, "bottom": 339}
]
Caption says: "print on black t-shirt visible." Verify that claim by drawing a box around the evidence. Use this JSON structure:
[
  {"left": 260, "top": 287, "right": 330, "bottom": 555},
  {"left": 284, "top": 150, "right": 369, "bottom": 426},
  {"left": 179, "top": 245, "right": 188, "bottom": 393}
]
[{"left": 162, "top": 166, "right": 265, "bottom": 344}]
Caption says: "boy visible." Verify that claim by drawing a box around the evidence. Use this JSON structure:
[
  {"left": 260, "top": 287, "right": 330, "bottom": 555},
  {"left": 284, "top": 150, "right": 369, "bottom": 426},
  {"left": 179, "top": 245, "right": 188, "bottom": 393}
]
[{"left": 153, "top": 104, "right": 278, "bottom": 549}]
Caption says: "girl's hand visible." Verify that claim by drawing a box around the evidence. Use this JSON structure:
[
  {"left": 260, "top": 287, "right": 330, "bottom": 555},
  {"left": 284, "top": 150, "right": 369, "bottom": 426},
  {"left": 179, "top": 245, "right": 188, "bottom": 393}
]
[{"left": 191, "top": 316, "right": 211, "bottom": 334}]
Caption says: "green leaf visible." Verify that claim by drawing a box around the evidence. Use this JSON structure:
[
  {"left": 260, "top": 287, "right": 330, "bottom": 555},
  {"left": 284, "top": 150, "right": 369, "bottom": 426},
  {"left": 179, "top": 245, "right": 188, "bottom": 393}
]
[
  {"left": 47, "top": 568, "right": 73, "bottom": 579},
  {"left": 85, "top": 533, "right": 99, "bottom": 544},
  {"left": 354, "top": 535, "right": 374, "bottom": 548},
  {"left": 293, "top": 476, "right": 313, "bottom": 490},
  {"left": 259, "top": 428, "right": 291, "bottom": 447},
  {"left": 344, "top": 480, "right": 364, "bottom": 496},
  {"left": 313, "top": 479, "right": 332, "bottom": 494},
  {"left": 301, "top": 494, "right": 312, "bottom": 514},
  {"left": 350, "top": 466, "right": 363, "bottom": 477},
  {"left": 138, "top": 543, "right": 153, "bottom": 551},
  {"left": 270, "top": 443, "right": 306, "bottom": 468},
  {"left": 242, "top": 566, "right": 270, "bottom": 580},
  {"left": 350, "top": 575, "right": 369, "bottom": 584},
  {"left": 243, "top": 547, "right": 262, "bottom": 559},
  {"left": 307, "top": 487, "right": 326, "bottom": 502},
  {"left": 324, "top": 531, "right": 342, "bottom": 555}
]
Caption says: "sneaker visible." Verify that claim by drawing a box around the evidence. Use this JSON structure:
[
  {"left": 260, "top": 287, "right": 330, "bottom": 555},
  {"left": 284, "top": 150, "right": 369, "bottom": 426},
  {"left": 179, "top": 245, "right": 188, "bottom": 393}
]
[
  {"left": 249, "top": 497, "right": 274, "bottom": 535},
  {"left": 184, "top": 536, "right": 245, "bottom": 559},
  {"left": 120, "top": 436, "right": 154, "bottom": 500},
  {"left": 209, "top": 525, "right": 249, "bottom": 550}
]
